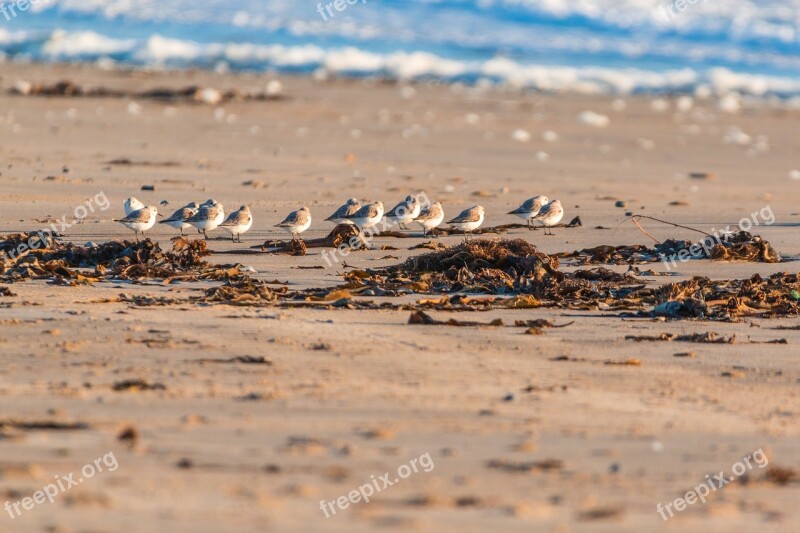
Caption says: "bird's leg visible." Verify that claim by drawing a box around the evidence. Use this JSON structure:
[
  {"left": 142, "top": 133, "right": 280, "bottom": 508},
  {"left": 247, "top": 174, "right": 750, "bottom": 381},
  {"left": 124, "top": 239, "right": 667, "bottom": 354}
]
[{"left": 203, "top": 230, "right": 208, "bottom": 240}]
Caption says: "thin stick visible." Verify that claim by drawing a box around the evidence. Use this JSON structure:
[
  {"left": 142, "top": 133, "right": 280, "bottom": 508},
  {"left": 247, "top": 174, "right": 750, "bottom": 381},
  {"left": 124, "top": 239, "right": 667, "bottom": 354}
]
[
  {"left": 631, "top": 216, "right": 660, "bottom": 245},
  {"left": 631, "top": 215, "right": 715, "bottom": 241}
]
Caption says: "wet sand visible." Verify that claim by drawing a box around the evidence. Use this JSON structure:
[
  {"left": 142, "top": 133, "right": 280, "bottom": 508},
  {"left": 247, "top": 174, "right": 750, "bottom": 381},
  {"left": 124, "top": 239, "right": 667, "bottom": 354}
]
[{"left": 0, "top": 63, "right": 799, "bottom": 532}]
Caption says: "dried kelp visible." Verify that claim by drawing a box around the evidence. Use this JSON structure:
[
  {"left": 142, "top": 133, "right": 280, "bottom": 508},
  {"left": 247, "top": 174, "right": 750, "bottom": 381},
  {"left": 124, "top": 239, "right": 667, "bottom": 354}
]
[
  {"left": 315, "top": 239, "right": 800, "bottom": 319},
  {"left": 560, "top": 231, "right": 780, "bottom": 266},
  {"left": 112, "top": 379, "right": 166, "bottom": 392},
  {"left": 0, "top": 419, "right": 89, "bottom": 431},
  {"left": 1, "top": 236, "right": 246, "bottom": 283},
  {"left": 625, "top": 332, "right": 736, "bottom": 343},
  {"left": 5, "top": 230, "right": 797, "bottom": 322},
  {"left": 195, "top": 356, "right": 272, "bottom": 365},
  {"left": 408, "top": 310, "right": 504, "bottom": 327},
  {"left": 486, "top": 458, "right": 564, "bottom": 473},
  {"left": 643, "top": 274, "right": 800, "bottom": 320},
  {"left": 260, "top": 224, "right": 360, "bottom": 254},
  {"left": 625, "top": 332, "right": 787, "bottom": 344},
  {"left": 289, "top": 261, "right": 800, "bottom": 320},
  {"left": 201, "top": 278, "right": 282, "bottom": 305},
  {"left": 11, "top": 80, "right": 287, "bottom": 103},
  {"left": 340, "top": 239, "right": 644, "bottom": 314},
  {"left": 407, "top": 311, "right": 576, "bottom": 332},
  {"left": 1, "top": 232, "right": 60, "bottom": 253}
]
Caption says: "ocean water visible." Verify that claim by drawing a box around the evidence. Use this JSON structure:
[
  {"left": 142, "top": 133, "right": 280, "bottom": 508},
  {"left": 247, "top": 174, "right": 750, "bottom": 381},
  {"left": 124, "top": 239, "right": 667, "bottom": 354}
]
[{"left": 0, "top": 0, "right": 799, "bottom": 97}]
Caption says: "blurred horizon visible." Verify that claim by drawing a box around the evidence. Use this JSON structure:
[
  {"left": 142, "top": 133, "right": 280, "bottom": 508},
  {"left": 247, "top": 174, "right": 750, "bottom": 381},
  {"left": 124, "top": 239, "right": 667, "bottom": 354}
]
[{"left": 0, "top": 0, "right": 799, "bottom": 97}]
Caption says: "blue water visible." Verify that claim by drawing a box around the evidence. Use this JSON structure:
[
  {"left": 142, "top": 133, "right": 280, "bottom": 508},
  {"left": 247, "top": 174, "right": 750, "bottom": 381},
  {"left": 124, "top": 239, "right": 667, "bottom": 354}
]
[{"left": 1, "top": 0, "right": 799, "bottom": 96}]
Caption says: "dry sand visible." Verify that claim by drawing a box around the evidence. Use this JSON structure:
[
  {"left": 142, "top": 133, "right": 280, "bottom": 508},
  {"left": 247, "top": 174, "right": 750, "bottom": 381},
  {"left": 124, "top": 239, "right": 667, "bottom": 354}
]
[{"left": 0, "top": 63, "right": 799, "bottom": 532}]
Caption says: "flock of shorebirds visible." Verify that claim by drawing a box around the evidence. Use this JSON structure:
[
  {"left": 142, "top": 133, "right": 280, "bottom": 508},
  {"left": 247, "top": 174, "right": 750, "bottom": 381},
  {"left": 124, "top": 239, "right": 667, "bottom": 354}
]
[{"left": 114, "top": 195, "right": 565, "bottom": 242}]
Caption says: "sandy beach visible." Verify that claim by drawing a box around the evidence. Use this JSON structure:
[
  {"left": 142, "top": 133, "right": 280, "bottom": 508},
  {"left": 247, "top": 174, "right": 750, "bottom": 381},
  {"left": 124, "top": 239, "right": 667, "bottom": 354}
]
[{"left": 1, "top": 63, "right": 799, "bottom": 532}]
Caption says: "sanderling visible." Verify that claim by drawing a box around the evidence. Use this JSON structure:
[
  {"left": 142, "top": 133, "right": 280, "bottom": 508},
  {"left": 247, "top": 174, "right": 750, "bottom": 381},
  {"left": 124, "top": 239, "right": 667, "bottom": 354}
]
[
  {"left": 508, "top": 195, "right": 549, "bottom": 228},
  {"left": 346, "top": 201, "right": 384, "bottom": 230},
  {"left": 186, "top": 200, "right": 225, "bottom": 239},
  {"left": 447, "top": 205, "right": 485, "bottom": 239},
  {"left": 115, "top": 206, "right": 158, "bottom": 241},
  {"left": 159, "top": 202, "right": 199, "bottom": 236},
  {"left": 386, "top": 195, "right": 422, "bottom": 229},
  {"left": 325, "top": 198, "right": 361, "bottom": 225},
  {"left": 124, "top": 197, "right": 145, "bottom": 216},
  {"left": 220, "top": 205, "right": 253, "bottom": 243},
  {"left": 532, "top": 199, "right": 564, "bottom": 235},
  {"left": 275, "top": 206, "right": 312, "bottom": 239},
  {"left": 414, "top": 201, "right": 444, "bottom": 237}
]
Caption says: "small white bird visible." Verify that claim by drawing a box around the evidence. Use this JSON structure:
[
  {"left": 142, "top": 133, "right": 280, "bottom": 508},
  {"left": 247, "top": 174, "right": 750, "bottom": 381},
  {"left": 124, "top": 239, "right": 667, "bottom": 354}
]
[
  {"left": 447, "top": 205, "right": 485, "bottom": 238},
  {"left": 186, "top": 200, "right": 225, "bottom": 239},
  {"left": 159, "top": 202, "right": 199, "bottom": 235},
  {"left": 508, "top": 195, "right": 549, "bottom": 228},
  {"left": 386, "top": 195, "right": 422, "bottom": 229},
  {"left": 414, "top": 202, "right": 445, "bottom": 237},
  {"left": 275, "top": 206, "right": 312, "bottom": 239},
  {"left": 532, "top": 199, "right": 564, "bottom": 235},
  {"left": 346, "top": 201, "right": 384, "bottom": 230},
  {"left": 115, "top": 206, "right": 158, "bottom": 241},
  {"left": 124, "top": 197, "right": 145, "bottom": 216},
  {"left": 219, "top": 205, "right": 253, "bottom": 243},
  {"left": 325, "top": 198, "right": 361, "bottom": 225}
]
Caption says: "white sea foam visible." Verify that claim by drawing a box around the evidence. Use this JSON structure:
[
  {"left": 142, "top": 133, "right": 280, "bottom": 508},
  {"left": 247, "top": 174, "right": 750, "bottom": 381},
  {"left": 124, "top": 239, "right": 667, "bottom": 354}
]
[
  {"left": 0, "top": 30, "right": 791, "bottom": 97},
  {"left": 3, "top": 0, "right": 799, "bottom": 98},
  {"left": 42, "top": 30, "right": 136, "bottom": 58}
]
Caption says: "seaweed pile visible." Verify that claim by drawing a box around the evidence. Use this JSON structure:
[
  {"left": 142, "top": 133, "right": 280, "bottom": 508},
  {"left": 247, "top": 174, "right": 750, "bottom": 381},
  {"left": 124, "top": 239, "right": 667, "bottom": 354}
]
[
  {"left": 326, "top": 239, "right": 800, "bottom": 320},
  {"left": 641, "top": 274, "right": 800, "bottom": 320},
  {"left": 10, "top": 80, "right": 286, "bottom": 103},
  {"left": 560, "top": 232, "right": 780, "bottom": 266},
  {"left": 0, "top": 234, "right": 246, "bottom": 284},
  {"left": 260, "top": 224, "right": 360, "bottom": 255},
  {"left": 3, "top": 232, "right": 799, "bottom": 321},
  {"left": 336, "top": 239, "right": 645, "bottom": 311},
  {"left": 200, "top": 277, "right": 282, "bottom": 305}
]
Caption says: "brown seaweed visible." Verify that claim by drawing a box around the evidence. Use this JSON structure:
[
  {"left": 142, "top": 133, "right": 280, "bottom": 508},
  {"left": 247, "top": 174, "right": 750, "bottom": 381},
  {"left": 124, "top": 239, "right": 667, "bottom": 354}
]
[
  {"left": 10, "top": 80, "right": 287, "bottom": 103},
  {"left": 559, "top": 231, "right": 780, "bottom": 266},
  {"left": 1, "top": 235, "right": 247, "bottom": 283}
]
